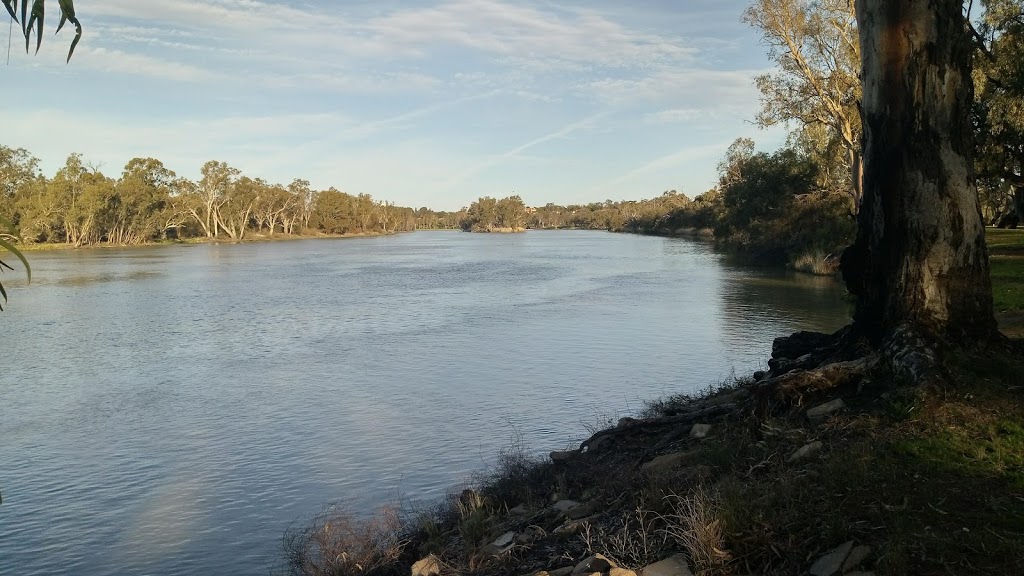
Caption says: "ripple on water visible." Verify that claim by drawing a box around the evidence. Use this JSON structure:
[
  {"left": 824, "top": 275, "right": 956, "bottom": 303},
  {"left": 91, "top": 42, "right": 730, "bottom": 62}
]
[{"left": 0, "top": 232, "right": 850, "bottom": 576}]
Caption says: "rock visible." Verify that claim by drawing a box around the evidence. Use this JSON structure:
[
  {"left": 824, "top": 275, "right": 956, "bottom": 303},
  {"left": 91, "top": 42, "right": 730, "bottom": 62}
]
[
  {"left": 768, "top": 355, "right": 816, "bottom": 376},
  {"left": 809, "top": 540, "right": 854, "bottom": 576},
  {"left": 787, "top": 440, "right": 824, "bottom": 463},
  {"left": 509, "top": 504, "right": 532, "bottom": 516},
  {"left": 618, "top": 417, "right": 639, "bottom": 428},
  {"left": 640, "top": 449, "right": 699, "bottom": 474},
  {"left": 640, "top": 553, "right": 695, "bottom": 576},
  {"left": 807, "top": 399, "right": 846, "bottom": 423},
  {"left": 842, "top": 545, "right": 871, "bottom": 571},
  {"left": 551, "top": 499, "right": 581, "bottom": 513},
  {"left": 772, "top": 330, "right": 831, "bottom": 359},
  {"left": 411, "top": 554, "right": 443, "bottom": 576},
  {"left": 609, "top": 568, "right": 638, "bottom": 576},
  {"left": 551, "top": 449, "right": 578, "bottom": 463},
  {"left": 689, "top": 423, "right": 712, "bottom": 439},
  {"left": 844, "top": 572, "right": 875, "bottom": 576},
  {"left": 565, "top": 500, "right": 602, "bottom": 520},
  {"left": 571, "top": 553, "right": 613, "bottom": 575},
  {"left": 753, "top": 370, "right": 767, "bottom": 381},
  {"left": 491, "top": 531, "right": 516, "bottom": 548}
]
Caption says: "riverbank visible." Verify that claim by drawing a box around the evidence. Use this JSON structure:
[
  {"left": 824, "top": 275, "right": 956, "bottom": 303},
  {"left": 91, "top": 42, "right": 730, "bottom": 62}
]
[
  {"left": 12, "top": 230, "right": 403, "bottom": 253},
  {"left": 282, "top": 332, "right": 1024, "bottom": 576}
]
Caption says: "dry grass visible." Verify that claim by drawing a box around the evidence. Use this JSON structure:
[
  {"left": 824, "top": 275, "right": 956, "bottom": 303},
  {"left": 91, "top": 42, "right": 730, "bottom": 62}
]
[
  {"left": 579, "top": 507, "right": 668, "bottom": 569},
  {"left": 280, "top": 505, "right": 408, "bottom": 576},
  {"left": 660, "top": 487, "right": 731, "bottom": 573},
  {"left": 790, "top": 251, "right": 840, "bottom": 276}
]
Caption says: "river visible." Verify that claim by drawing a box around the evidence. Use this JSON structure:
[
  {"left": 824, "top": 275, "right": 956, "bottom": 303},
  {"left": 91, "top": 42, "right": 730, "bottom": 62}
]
[{"left": 0, "top": 231, "right": 849, "bottom": 575}]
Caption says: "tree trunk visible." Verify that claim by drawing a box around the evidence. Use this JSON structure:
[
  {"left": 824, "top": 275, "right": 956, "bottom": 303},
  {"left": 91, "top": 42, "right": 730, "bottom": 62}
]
[{"left": 842, "top": 0, "right": 997, "bottom": 369}]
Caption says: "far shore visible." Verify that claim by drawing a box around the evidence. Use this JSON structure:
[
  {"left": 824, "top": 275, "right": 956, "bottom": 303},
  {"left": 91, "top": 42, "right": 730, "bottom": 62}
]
[{"left": 13, "top": 230, "right": 408, "bottom": 253}]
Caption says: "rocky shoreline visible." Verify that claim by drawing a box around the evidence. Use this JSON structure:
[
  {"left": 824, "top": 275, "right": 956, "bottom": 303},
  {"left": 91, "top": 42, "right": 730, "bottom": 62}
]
[{"left": 282, "top": 329, "right": 1024, "bottom": 576}]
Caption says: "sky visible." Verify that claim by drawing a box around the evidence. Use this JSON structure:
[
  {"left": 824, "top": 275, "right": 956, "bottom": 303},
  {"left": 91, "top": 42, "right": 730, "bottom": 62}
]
[{"left": 2, "top": 0, "right": 788, "bottom": 211}]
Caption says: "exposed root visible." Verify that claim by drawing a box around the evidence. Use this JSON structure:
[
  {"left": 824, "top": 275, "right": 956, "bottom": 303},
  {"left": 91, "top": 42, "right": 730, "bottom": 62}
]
[
  {"left": 575, "top": 404, "right": 738, "bottom": 455},
  {"left": 756, "top": 356, "right": 877, "bottom": 403}
]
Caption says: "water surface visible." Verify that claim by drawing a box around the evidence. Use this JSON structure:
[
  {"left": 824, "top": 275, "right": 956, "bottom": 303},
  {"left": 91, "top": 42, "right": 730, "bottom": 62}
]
[{"left": 0, "top": 231, "right": 849, "bottom": 575}]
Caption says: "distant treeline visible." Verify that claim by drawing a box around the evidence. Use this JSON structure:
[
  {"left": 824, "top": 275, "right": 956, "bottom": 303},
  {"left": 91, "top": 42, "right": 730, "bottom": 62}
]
[
  {"left": 420, "top": 141, "right": 857, "bottom": 272},
  {"left": 0, "top": 148, "right": 418, "bottom": 247}
]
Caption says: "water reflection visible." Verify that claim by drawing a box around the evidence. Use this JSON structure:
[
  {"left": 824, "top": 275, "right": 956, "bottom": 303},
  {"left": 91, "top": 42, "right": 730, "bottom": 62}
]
[{"left": 0, "top": 231, "right": 850, "bottom": 576}]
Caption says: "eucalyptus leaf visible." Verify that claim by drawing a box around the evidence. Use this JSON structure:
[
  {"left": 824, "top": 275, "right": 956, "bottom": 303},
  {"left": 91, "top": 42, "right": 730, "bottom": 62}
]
[
  {"left": 2, "top": 0, "right": 15, "bottom": 23},
  {"left": 3, "top": 0, "right": 83, "bottom": 61},
  {"left": 30, "top": 0, "right": 43, "bottom": 54},
  {"left": 67, "top": 17, "right": 80, "bottom": 62}
]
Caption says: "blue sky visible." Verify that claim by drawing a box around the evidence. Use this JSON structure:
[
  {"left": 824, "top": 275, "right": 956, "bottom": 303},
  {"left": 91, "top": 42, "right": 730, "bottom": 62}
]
[{"left": 3, "top": 0, "right": 787, "bottom": 210}]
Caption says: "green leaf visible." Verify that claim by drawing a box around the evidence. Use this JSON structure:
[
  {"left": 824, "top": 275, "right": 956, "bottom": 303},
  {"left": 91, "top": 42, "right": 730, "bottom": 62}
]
[
  {"left": 2, "top": 0, "right": 16, "bottom": 23},
  {"left": 20, "top": 0, "right": 27, "bottom": 37},
  {"left": 56, "top": 10, "right": 66, "bottom": 35},
  {"left": 66, "top": 16, "right": 80, "bottom": 62},
  {"left": 58, "top": 0, "right": 73, "bottom": 19},
  {"left": 0, "top": 236, "right": 30, "bottom": 284},
  {"left": 29, "top": 0, "right": 42, "bottom": 54}
]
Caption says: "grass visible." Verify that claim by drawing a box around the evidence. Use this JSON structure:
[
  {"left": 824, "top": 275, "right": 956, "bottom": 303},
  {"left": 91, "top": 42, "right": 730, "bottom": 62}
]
[{"left": 987, "top": 228, "right": 1024, "bottom": 333}]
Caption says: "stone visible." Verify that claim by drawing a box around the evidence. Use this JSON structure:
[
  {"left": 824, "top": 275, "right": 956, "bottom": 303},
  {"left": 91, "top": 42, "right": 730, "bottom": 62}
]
[
  {"left": 565, "top": 500, "right": 603, "bottom": 520},
  {"left": 509, "top": 504, "right": 532, "bottom": 516},
  {"left": 640, "top": 449, "right": 699, "bottom": 474},
  {"left": 411, "top": 554, "right": 443, "bottom": 576},
  {"left": 809, "top": 540, "right": 854, "bottom": 576},
  {"left": 640, "top": 553, "right": 695, "bottom": 576},
  {"left": 571, "top": 553, "right": 613, "bottom": 575},
  {"left": 689, "top": 423, "right": 712, "bottom": 439},
  {"left": 491, "top": 531, "right": 516, "bottom": 548},
  {"left": 551, "top": 450, "right": 578, "bottom": 463},
  {"left": 551, "top": 499, "right": 581, "bottom": 513},
  {"left": 807, "top": 399, "right": 846, "bottom": 423},
  {"left": 753, "top": 370, "right": 767, "bottom": 381},
  {"left": 842, "top": 545, "right": 871, "bottom": 572},
  {"left": 772, "top": 330, "right": 831, "bottom": 359},
  {"left": 787, "top": 440, "right": 824, "bottom": 463},
  {"left": 618, "top": 417, "right": 639, "bottom": 428},
  {"left": 548, "top": 567, "right": 573, "bottom": 576},
  {"left": 609, "top": 568, "right": 637, "bottom": 576}
]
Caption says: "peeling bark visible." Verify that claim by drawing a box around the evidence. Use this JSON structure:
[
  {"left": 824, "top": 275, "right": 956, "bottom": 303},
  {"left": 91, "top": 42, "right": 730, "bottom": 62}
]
[{"left": 843, "top": 0, "right": 997, "bottom": 370}]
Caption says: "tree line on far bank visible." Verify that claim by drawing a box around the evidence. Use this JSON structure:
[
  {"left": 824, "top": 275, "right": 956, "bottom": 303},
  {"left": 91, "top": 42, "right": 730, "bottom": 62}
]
[{"left": 0, "top": 149, "right": 417, "bottom": 247}]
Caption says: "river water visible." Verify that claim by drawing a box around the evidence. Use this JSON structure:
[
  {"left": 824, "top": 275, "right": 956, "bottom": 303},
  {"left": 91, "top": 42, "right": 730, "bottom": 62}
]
[{"left": 0, "top": 231, "right": 849, "bottom": 575}]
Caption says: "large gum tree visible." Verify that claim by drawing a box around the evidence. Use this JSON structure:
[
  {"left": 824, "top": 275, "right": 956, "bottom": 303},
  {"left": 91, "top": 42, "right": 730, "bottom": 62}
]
[{"left": 842, "top": 0, "right": 998, "bottom": 377}]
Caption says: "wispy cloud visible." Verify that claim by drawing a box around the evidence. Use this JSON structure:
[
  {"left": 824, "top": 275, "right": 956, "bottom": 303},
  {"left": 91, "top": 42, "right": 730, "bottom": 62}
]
[
  {"left": 436, "top": 112, "right": 608, "bottom": 191},
  {"left": 5, "top": 0, "right": 778, "bottom": 209},
  {"left": 594, "top": 142, "right": 728, "bottom": 194}
]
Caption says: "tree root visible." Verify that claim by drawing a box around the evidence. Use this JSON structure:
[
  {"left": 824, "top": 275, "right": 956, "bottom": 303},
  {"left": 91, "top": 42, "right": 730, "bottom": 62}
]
[
  {"left": 575, "top": 403, "right": 738, "bottom": 455},
  {"left": 755, "top": 356, "right": 878, "bottom": 402}
]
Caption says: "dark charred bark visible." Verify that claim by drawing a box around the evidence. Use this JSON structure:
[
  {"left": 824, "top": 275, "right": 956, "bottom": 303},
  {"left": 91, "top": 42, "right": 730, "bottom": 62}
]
[{"left": 842, "top": 0, "right": 998, "bottom": 375}]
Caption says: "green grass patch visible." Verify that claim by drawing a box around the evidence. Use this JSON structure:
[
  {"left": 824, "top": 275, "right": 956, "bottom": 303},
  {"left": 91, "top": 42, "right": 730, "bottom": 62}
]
[{"left": 988, "top": 228, "right": 1024, "bottom": 314}]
